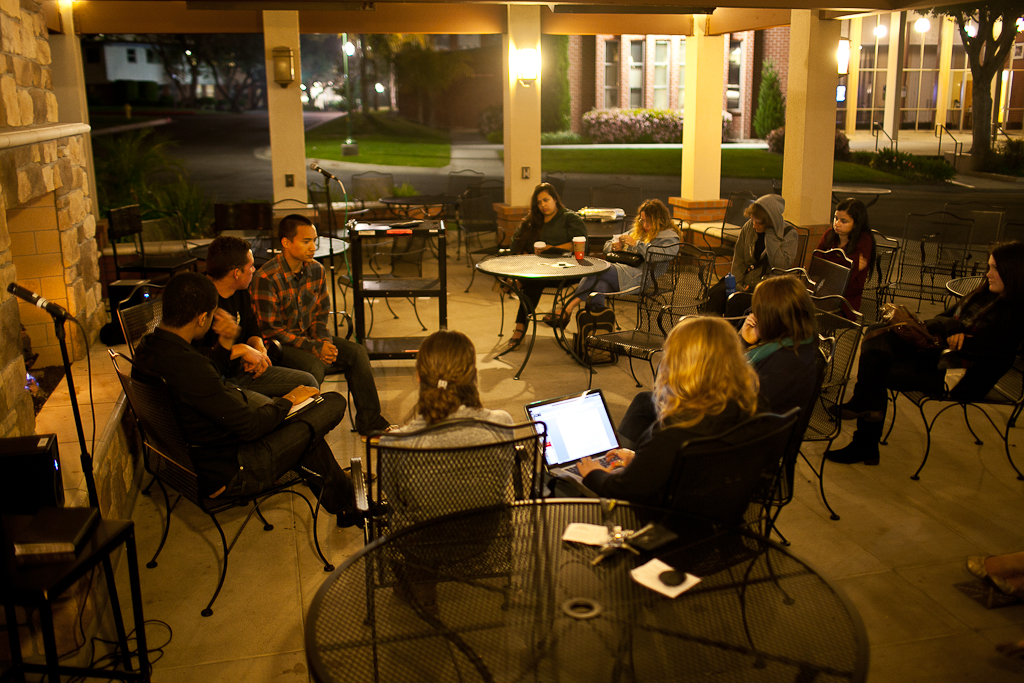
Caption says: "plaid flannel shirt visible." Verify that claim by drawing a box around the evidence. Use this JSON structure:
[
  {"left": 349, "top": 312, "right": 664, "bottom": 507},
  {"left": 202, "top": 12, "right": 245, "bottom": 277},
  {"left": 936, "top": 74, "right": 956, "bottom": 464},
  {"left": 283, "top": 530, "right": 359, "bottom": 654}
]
[{"left": 251, "top": 253, "right": 330, "bottom": 353}]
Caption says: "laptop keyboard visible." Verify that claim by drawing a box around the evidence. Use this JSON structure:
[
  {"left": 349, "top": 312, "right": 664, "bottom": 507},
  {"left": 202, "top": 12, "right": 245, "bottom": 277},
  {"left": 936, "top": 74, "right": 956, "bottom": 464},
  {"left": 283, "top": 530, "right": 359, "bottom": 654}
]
[{"left": 562, "top": 452, "right": 623, "bottom": 479}]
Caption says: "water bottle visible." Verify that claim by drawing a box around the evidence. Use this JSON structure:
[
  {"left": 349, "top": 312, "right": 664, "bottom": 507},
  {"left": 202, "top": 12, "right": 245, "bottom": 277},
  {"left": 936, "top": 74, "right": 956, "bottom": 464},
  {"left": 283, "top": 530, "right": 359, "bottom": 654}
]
[{"left": 724, "top": 273, "right": 736, "bottom": 297}]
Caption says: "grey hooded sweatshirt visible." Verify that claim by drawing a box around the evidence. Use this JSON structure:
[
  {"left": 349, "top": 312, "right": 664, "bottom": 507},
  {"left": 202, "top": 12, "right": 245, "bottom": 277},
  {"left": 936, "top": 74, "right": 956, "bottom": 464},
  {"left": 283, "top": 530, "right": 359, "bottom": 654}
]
[{"left": 729, "top": 194, "right": 797, "bottom": 289}]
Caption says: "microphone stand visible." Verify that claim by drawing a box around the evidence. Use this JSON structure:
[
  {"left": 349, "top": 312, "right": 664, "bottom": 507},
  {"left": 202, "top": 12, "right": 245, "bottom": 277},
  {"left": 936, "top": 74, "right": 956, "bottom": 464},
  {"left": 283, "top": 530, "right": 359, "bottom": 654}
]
[
  {"left": 315, "top": 171, "right": 350, "bottom": 338},
  {"left": 53, "top": 314, "right": 100, "bottom": 509}
]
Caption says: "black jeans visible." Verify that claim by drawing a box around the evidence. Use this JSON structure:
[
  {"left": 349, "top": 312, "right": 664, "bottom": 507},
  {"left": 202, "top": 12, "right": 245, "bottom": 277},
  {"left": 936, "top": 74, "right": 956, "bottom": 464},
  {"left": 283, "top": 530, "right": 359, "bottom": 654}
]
[{"left": 223, "top": 392, "right": 353, "bottom": 514}]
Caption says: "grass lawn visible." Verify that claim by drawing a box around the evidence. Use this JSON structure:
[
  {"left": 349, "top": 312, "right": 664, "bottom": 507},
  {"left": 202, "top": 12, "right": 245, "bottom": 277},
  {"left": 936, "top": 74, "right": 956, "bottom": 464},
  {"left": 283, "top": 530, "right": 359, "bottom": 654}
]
[
  {"left": 542, "top": 147, "right": 906, "bottom": 184},
  {"left": 306, "top": 112, "right": 451, "bottom": 167}
]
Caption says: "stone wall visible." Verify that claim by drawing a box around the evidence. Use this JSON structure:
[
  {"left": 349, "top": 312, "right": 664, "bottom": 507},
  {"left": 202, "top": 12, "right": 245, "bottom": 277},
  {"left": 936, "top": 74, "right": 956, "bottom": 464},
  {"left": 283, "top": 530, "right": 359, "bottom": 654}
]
[{"left": 0, "top": 0, "right": 106, "bottom": 440}]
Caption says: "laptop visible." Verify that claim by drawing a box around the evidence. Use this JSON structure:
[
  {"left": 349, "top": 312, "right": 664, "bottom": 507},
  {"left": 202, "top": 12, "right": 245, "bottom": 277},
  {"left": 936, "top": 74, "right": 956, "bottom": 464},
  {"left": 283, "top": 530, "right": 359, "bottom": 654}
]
[{"left": 524, "top": 390, "right": 622, "bottom": 483}]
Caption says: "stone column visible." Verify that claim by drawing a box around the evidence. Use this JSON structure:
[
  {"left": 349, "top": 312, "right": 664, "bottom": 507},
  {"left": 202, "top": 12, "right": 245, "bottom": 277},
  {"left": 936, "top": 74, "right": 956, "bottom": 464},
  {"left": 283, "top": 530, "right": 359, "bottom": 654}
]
[
  {"left": 782, "top": 10, "right": 841, "bottom": 242},
  {"left": 263, "top": 11, "right": 306, "bottom": 205},
  {"left": 844, "top": 17, "right": 862, "bottom": 136},
  {"left": 670, "top": 18, "right": 727, "bottom": 226},
  {"left": 502, "top": 5, "right": 542, "bottom": 208},
  {"left": 882, "top": 11, "right": 907, "bottom": 146}
]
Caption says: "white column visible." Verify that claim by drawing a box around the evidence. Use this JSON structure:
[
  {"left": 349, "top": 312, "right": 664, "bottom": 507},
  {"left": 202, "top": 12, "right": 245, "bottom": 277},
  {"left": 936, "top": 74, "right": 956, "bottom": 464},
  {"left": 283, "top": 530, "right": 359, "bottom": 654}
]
[
  {"left": 782, "top": 10, "right": 841, "bottom": 228},
  {"left": 935, "top": 16, "right": 955, "bottom": 131},
  {"left": 882, "top": 11, "right": 907, "bottom": 145},
  {"left": 263, "top": 11, "right": 306, "bottom": 205},
  {"left": 680, "top": 19, "right": 724, "bottom": 201},
  {"left": 844, "top": 17, "right": 862, "bottom": 136},
  {"left": 503, "top": 5, "right": 542, "bottom": 207}
]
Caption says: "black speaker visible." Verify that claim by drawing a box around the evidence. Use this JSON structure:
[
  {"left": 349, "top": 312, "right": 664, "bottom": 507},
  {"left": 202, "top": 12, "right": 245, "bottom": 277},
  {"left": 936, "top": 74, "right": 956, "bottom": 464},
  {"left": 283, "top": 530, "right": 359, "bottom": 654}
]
[
  {"left": 0, "top": 434, "right": 64, "bottom": 515},
  {"left": 108, "top": 279, "right": 152, "bottom": 313}
]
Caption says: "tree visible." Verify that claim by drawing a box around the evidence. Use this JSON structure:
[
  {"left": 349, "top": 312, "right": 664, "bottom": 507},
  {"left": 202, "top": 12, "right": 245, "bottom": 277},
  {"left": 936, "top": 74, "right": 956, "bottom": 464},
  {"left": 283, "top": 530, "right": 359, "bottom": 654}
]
[
  {"left": 753, "top": 59, "right": 786, "bottom": 139},
  {"left": 365, "top": 34, "right": 428, "bottom": 112},
  {"left": 932, "top": 3, "right": 1024, "bottom": 169},
  {"left": 541, "top": 35, "right": 571, "bottom": 132},
  {"left": 394, "top": 43, "right": 473, "bottom": 127},
  {"left": 300, "top": 34, "right": 344, "bottom": 109},
  {"left": 198, "top": 34, "right": 265, "bottom": 113}
]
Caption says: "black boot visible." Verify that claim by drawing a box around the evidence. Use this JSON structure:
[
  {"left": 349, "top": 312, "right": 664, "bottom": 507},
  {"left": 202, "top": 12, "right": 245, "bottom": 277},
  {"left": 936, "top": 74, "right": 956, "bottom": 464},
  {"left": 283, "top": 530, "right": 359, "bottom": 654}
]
[
  {"left": 826, "top": 419, "right": 882, "bottom": 465},
  {"left": 833, "top": 394, "right": 884, "bottom": 422}
]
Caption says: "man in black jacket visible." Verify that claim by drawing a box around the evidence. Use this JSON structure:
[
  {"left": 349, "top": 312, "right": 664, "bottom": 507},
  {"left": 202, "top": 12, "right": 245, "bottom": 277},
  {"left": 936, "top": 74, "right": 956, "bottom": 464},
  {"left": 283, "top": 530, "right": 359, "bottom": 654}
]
[{"left": 133, "top": 272, "right": 358, "bottom": 526}]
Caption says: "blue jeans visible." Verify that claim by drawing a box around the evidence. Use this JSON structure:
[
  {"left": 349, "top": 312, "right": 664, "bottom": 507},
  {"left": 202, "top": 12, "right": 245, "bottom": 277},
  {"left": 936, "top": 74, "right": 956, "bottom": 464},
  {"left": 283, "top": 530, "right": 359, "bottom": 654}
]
[
  {"left": 572, "top": 269, "right": 620, "bottom": 309},
  {"left": 228, "top": 365, "right": 318, "bottom": 397},
  {"left": 278, "top": 339, "right": 390, "bottom": 435},
  {"left": 222, "top": 392, "right": 353, "bottom": 514}
]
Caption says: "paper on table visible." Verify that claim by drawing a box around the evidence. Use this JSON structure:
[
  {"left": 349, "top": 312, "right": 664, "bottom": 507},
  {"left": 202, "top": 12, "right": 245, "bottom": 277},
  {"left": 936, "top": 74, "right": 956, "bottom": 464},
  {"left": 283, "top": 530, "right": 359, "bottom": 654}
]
[
  {"left": 630, "top": 559, "right": 701, "bottom": 598},
  {"left": 562, "top": 523, "right": 612, "bottom": 546}
]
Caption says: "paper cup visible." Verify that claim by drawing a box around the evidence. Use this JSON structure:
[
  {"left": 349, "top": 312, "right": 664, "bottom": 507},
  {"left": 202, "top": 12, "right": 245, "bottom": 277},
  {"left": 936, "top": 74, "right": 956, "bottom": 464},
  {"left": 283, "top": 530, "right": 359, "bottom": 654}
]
[
  {"left": 572, "top": 236, "right": 587, "bottom": 259},
  {"left": 534, "top": 241, "right": 547, "bottom": 254}
]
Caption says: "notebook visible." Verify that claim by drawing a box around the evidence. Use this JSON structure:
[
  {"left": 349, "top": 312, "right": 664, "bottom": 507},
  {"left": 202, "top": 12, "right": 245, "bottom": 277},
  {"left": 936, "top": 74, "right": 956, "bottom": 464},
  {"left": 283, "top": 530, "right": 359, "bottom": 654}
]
[{"left": 524, "top": 390, "right": 621, "bottom": 483}]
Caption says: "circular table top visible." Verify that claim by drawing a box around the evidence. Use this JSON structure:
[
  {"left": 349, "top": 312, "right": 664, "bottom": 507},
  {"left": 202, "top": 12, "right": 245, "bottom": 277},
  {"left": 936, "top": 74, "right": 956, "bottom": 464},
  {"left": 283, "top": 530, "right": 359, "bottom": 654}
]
[
  {"left": 306, "top": 500, "right": 866, "bottom": 683},
  {"left": 475, "top": 253, "right": 611, "bottom": 280},
  {"left": 831, "top": 185, "right": 893, "bottom": 196}
]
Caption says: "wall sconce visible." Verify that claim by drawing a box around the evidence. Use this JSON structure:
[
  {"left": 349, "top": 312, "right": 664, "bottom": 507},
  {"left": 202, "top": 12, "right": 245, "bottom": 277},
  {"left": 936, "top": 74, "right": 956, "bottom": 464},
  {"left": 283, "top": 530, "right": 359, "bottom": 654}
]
[
  {"left": 272, "top": 46, "right": 295, "bottom": 88},
  {"left": 837, "top": 39, "right": 850, "bottom": 75},
  {"left": 514, "top": 47, "right": 540, "bottom": 85}
]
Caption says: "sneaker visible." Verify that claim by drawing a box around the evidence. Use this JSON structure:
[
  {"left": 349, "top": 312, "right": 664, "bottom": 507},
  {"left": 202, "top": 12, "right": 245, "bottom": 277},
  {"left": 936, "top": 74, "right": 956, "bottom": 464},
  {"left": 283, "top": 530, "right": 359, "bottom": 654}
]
[
  {"left": 360, "top": 424, "right": 401, "bottom": 444},
  {"left": 825, "top": 442, "right": 879, "bottom": 466}
]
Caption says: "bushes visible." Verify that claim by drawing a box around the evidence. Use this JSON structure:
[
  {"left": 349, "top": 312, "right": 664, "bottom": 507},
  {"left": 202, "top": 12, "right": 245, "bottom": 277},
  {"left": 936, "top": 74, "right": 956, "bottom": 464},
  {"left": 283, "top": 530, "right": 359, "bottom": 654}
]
[
  {"left": 865, "top": 148, "right": 956, "bottom": 182},
  {"left": 765, "top": 126, "right": 852, "bottom": 161},
  {"left": 581, "top": 108, "right": 684, "bottom": 144},
  {"left": 753, "top": 60, "right": 785, "bottom": 139},
  {"left": 985, "top": 138, "right": 1024, "bottom": 176},
  {"left": 541, "top": 35, "right": 571, "bottom": 133},
  {"left": 541, "top": 131, "right": 583, "bottom": 145}
]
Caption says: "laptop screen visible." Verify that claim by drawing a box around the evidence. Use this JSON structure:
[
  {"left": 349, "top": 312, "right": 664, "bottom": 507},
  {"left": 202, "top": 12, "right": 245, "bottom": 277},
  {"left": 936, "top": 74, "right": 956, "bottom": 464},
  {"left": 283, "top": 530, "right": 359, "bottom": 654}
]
[{"left": 525, "top": 390, "right": 619, "bottom": 468}]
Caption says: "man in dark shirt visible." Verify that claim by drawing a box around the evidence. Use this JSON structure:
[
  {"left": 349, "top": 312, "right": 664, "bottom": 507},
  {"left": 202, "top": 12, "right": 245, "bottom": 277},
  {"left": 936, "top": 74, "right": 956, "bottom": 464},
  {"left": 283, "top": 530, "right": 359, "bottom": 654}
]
[
  {"left": 251, "top": 214, "right": 393, "bottom": 439},
  {"left": 200, "top": 235, "right": 317, "bottom": 398},
  {"left": 133, "top": 272, "right": 358, "bottom": 526}
]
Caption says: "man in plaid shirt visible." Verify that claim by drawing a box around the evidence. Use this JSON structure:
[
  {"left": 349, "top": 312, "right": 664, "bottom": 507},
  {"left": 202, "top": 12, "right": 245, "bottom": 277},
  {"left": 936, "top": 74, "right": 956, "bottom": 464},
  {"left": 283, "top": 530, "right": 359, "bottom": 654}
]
[{"left": 252, "top": 214, "right": 393, "bottom": 438}]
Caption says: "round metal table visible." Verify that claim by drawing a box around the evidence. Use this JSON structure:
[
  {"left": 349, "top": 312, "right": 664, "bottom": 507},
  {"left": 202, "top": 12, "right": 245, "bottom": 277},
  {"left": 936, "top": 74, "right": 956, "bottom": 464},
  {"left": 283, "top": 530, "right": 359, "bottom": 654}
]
[
  {"left": 380, "top": 195, "right": 458, "bottom": 220},
  {"left": 306, "top": 500, "right": 868, "bottom": 683},
  {"left": 475, "top": 254, "right": 611, "bottom": 380},
  {"left": 831, "top": 185, "right": 892, "bottom": 208}
]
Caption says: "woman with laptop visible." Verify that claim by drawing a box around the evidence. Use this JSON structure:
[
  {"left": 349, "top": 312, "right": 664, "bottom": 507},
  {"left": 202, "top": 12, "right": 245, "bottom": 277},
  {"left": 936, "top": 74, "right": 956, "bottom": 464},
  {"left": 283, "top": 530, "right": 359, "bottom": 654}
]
[{"left": 578, "top": 316, "right": 762, "bottom": 504}]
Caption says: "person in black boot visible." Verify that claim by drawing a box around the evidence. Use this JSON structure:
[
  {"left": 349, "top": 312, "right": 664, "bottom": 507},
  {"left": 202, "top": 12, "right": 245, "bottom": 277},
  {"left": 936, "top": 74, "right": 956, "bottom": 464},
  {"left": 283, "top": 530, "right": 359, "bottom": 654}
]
[{"left": 829, "top": 241, "right": 1024, "bottom": 466}]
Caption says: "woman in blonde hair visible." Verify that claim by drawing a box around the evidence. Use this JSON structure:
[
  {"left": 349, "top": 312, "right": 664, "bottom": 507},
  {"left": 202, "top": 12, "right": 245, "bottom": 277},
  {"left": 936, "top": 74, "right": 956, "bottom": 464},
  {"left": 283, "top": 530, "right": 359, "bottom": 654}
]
[
  {"left": 578, "top": 316, "right": 761, "bottom": 504},
  {"left": 542, "top": 199, "right": 681, "bottom": 327},
  {"left": 381, "top": 329, "right": 512, "bottom": 448}
]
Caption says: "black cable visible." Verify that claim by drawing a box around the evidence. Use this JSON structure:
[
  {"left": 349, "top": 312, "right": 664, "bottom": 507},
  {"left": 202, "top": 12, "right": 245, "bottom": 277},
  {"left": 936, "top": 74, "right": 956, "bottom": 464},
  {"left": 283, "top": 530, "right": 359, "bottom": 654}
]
[{"left": 63, "top": 618, "right": 172, "bottom": 683}]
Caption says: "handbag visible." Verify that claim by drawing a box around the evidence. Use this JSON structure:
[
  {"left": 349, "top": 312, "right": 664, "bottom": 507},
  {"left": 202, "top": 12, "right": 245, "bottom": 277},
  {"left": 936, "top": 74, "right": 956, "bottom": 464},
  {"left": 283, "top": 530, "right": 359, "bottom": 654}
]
[
  {"left": 605, "top": 250, "right": 644, "bottom": 268},
  {"left": 866, "top": 303, "right": 941, "bottom": 350}
]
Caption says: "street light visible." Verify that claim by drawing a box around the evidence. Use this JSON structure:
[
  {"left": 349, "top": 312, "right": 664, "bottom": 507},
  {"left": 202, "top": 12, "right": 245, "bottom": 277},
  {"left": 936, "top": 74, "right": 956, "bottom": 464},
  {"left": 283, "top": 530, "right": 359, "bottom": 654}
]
[{"left": 341, "top": 33, "right": 358, "bottom": 157}]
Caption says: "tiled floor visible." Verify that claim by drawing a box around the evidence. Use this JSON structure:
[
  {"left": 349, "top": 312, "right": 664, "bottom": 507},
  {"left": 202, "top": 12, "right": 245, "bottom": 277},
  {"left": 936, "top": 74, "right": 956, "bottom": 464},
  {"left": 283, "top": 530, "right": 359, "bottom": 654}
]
[{"left": 29, "top": 248, "right": 1024, "bottom": 681}]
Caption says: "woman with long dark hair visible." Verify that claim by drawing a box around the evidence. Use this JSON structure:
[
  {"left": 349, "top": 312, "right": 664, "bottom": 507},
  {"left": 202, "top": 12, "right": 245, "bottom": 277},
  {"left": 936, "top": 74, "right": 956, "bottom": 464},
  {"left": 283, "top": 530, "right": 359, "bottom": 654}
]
[
  {"left": 830, "top": 241, "right": 1024, "bottom": 465},
  {"left": 815, "top": 198, "right": 876, "bottom": 310},
  {"left": 505, "top": 183, "right": 587, "bottom": 349}
]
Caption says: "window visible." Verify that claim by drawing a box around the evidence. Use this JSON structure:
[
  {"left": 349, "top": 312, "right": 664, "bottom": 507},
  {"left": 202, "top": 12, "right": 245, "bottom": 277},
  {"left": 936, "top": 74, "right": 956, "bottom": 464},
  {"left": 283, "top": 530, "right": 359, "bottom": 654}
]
[
  {"left": 629, "top": 40, "right": 644, "bottom": 107},
  {"left": 899, "top": 12, "right": 941, "bottom": 130},
  {"left": 726, "top": 37, "right": 742, "bottom": 110},
  {"left": 677, "top": 38, "right": 686, "bottom": 108},
  {"left": 653, "top": 40, "right": 669, "bottom": 109},
  {"left": 126, "top": 48, "right": 137, "bottom": 64},
  {"left": 604, "top": 40, "right": 620, "bottom": 108},
  {"left": 855, "top": 14, "right": 891, "bottom": 130},
  {"left": 146, "top": 49, "right": 158, "bottom": 64}
]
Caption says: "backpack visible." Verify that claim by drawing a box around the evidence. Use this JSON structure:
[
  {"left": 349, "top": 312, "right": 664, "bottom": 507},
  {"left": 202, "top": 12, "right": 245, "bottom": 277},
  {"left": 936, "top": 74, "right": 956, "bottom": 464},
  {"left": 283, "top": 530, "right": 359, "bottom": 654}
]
[{"left": 572, "top": 307, "right": 617, "bottom": 365}]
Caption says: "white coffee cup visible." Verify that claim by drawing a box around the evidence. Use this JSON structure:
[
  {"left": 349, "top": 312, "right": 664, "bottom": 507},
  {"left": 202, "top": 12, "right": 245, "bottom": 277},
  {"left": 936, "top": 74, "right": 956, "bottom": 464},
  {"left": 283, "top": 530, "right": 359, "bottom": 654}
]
[{"left": 534, "top": 241, "right": 547, "bottom": 254}]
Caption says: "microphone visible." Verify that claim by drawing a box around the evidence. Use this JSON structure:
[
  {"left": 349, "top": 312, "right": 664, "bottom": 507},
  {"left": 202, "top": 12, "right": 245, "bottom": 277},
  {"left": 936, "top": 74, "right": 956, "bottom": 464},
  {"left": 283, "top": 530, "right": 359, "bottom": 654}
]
[
  {"left": 310, "top": 162, "right": 338, "bottom": 181},
  {"left": 7, "top": 283, "right": 73, "bottom": 321}
]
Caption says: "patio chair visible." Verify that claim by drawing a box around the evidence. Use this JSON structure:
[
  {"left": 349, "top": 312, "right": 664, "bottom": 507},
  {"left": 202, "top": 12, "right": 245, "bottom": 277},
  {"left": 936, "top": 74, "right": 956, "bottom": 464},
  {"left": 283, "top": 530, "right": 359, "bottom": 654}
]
[
  {"left": 663, "top": 409, "right": 801, "bottom": 527},
  {"left": 790, "top": 223, "right": 810, "bottom": 269},
  {"left": 698, "top": 190, "right": 757, "bottom": 275},
  {"left": 769, "top": 266, "right": 818, "bottom": 293},
  {"left": 447, "top": 169, "right": 485, "bottom": 200},
  {"left": 861, "top": 231, "right": 899, "bottom": 324},
  {"left": 883, "top": 211, "right": 975, "bottom": 311},
  {"left": 799, "top": 296, "right": 864, "bottom": 521},
  {"left": 808, "top": 248, "right": 854, "bottom": 298},
  {"left": 459, "top": 191, "right": 506, "bottom": 291},
  {"left": 542, "top": 171, "right": 566, "bottom": 200},
  {"left": 880, "top": 348, "right": 1024, "bottom": 482},
  {"left": 944, "top": 200, "right": 1004, "bottom": 274},
  {"left": 212, "top": 202, "right": 273, "bottom": 234},
  {"left": 589, "top": 183, "right": 642, "bottom": 222},
  {"left": 363, "top": 231, "right": 432, "bottom": 335},
  {"left": 585, "top": 243, "right": 713, "bottom": 388},
  {"left": 110, "top": 350, "right": 333, "bottom": 617},
  {"left": 350, "top": 171, "right": 394, "bottom": 201},
  {"left": 1002, "top": 222, "right": 1024, "bottom": 243},
  {"left": 107, "top": 204, "right": 197, "bottom": 281},
  {"left": 117, "top": 283, "right": 164, "bottom": 358}
]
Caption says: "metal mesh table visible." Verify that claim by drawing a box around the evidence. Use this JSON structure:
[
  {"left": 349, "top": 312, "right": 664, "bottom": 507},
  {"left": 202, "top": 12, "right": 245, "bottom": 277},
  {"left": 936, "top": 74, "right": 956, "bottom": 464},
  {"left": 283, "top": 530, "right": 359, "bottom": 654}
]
[{"left": 306, "top": 500, "right": 867, "bottom": 683}]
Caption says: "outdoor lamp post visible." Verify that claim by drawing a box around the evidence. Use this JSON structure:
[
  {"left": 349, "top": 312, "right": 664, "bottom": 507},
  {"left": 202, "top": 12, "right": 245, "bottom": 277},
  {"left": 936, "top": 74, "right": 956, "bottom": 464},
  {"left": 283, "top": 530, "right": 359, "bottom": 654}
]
[{"left": 341, "top": 34, "right": 358, "bottom": 157}]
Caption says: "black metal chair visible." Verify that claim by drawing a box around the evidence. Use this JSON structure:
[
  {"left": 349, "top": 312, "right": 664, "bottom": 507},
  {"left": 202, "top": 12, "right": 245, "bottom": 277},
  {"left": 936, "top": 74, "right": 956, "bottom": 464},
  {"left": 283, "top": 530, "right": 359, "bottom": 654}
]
[
  {"left": 861, "top": 231, "right": 900, "bottom": 324},
  {"left": 116, "top": 283, "right": 164, "bottom": 358},
  {"left": 212, "top": 202, "right": 273, "bottom": 234},
  {"left": 663, "top": 409, "right": 801, "bottom": 528},
  {"left": 542, "top": 171, "right": 566, "bottom": 200},
  {"left": 945, "top": 275, "right": 985, "bottom": 305},
  {"left": 350, "top": 171, "right": 394, "bottom": 201},
  {"left": 799, "top": 297, "right": 864, "bottom": 521},
  {"left": 944, "top": 200, "right": 1004, "bottom": 274},
  {"left": 790, "top": 223, "right": 810, "bottom": 269},
  {"left": 697, "top": 190, "right": 757, "bottom": 274},
  {"left": 808, "top": 248, "right": 854, "bottom": 298},
  {"left": 589, "top": 183, "right": 643, "bottom": 222},
  {"left": 882, "top": 211, "right": 975, "bottom": 311},
  {"left": 458, "top": 192, "right": 506, "bottom": 291},
  {"left": 107, "top": 205, "right": 197, "bottom": 281},
  {"left": 1002, "top": 222, "right": 1024, "bottom": 243},
  {"left": 769, "top": 266, "right": 818, "bottom": 293},
  {"left": 110, "top": 350, "right": 333, "bottom": 617},
  {"left": 880, "top": 349, "right": 1024, "bottom": 482},
  {"left": 363, "top": 231, "right": 431, "bottom": 335},
  {"left": 585, "top": 244, "right": 713, "bottom": 388},
  {"left": 447, "top": 169, "right": 485, "bottom": 204}
]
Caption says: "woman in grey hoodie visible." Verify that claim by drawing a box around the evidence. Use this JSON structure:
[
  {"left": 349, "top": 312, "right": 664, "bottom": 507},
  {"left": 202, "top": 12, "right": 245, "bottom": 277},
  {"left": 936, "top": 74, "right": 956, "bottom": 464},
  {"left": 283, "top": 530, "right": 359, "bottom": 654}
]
[{"left": 707, "top": 194, "right": 798, "bottom": 314}]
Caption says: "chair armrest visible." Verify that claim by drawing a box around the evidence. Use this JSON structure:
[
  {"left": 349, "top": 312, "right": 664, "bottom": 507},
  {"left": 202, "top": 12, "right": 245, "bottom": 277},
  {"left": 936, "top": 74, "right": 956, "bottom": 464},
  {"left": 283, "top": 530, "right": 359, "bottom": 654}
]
[
  {"left": 335, "top": 310, "right": 354, "bottom": 340},
  {"left": 350, "top": 457, "right": 368, "bottom": 513},
  {"left": 598, "top": 284, "right": 641, "bottom": 302}
]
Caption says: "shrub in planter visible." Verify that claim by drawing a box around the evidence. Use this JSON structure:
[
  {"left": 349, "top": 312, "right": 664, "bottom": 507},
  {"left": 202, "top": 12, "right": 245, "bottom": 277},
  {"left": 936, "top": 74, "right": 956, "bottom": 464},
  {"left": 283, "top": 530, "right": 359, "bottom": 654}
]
[
  {"left": 581, "top": 108, "right": 684, "bottom": 144},
  {"left": 541, "top": 131, "right": 584, "bottom": 145},
  {"left": 766, "top": 126, "right": 851, "bottom": 161},
  {"left": 766, "top": 126, "right": 785, "bottom": 153},
  {"left": 834, "top": 129, "right": 851, "bottom": 161}
]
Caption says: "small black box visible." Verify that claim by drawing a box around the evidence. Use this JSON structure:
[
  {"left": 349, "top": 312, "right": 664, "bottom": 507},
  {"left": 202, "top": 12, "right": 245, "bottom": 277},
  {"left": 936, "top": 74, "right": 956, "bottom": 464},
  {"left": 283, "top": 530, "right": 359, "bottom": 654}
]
[
  {"left": 108, "top": 279, "right": 152, "bottom": 314},
  {"left": 0, "top": 434, "right": 64, "bottom": 515}
]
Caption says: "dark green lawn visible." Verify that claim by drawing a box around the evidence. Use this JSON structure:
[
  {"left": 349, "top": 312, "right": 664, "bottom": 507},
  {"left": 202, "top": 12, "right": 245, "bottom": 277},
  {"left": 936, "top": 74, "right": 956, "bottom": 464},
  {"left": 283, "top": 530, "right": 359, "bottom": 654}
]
[{"left": 306, "top": 112, "right": 451, "bottom": 167}]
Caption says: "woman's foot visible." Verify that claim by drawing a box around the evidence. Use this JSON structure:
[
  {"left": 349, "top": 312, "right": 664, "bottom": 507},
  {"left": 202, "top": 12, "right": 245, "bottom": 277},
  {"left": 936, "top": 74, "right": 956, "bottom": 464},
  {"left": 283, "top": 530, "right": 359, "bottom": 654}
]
[
  {"left": 967, "top": 556, "right": 992, "bottom": 580},
  {"left": 989, "top": 574, "right": 1024, "bottom": 598},
  {"left": 542, "top": 310, "right": 571, "bottom": 329},
  {"left": 508, "top": 325, "right": 527, "bottom": 350}
]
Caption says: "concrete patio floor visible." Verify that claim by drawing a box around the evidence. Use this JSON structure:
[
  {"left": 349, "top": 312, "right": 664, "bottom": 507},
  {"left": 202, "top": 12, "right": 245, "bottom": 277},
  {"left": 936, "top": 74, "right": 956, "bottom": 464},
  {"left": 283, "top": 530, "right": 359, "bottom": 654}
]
[{"left": 29, "top": 241, "right": 1024, "bottom": 682}]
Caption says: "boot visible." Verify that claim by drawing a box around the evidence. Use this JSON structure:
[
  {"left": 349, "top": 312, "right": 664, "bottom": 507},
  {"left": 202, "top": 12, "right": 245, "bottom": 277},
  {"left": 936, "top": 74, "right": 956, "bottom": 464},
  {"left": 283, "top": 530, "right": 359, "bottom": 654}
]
[
  {"left": 826, "top": 419, "right": 882, "bottom": 465},
  {"left": 833, "top": 393, "right": 884, "bottom": 422}
]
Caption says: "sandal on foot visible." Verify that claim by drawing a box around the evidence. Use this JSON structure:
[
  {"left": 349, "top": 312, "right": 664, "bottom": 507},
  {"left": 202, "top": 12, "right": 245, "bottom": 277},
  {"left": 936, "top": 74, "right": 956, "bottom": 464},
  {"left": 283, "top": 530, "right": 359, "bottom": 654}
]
[
  {"left": 507, "top": 327, "right": 526, "bottom": 350},
  {"left": 542, "top": 311, "right": 571, "bottom": 329},
  {"left": 967, "top": 555, "right": 992, "bottom": 580}
]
